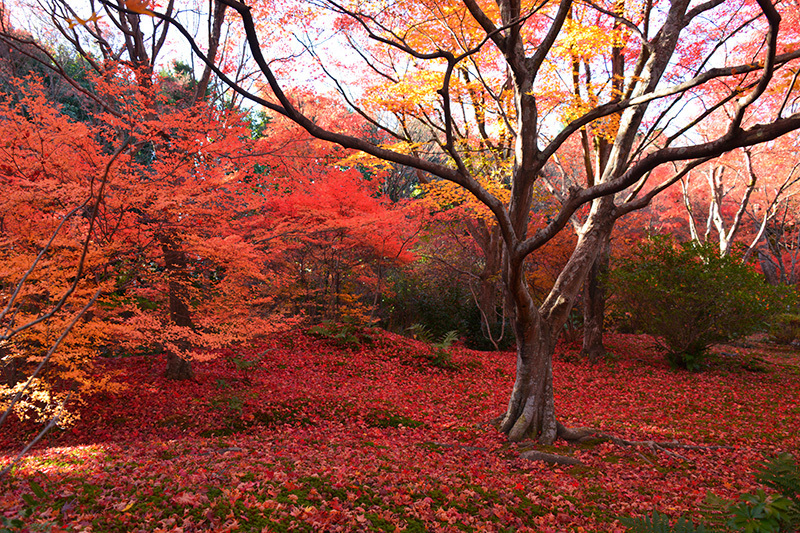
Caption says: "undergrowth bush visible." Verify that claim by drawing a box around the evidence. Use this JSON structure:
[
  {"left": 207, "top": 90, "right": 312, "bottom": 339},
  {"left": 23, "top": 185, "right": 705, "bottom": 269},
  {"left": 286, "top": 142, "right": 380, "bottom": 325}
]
[
  {"left": 407, "top": 324, "right": 460, "bottom": 369},
  {"left": 383, "top": 268, "right": 512, "bottom": 351},
  {"left": 769, "top": 314, "right": 800, "bottom": 345},
  {"left": 610, "top": 236, "right": 788, "bottom": 370},
  {"left": 622, "top": 511, "right": 709, "bottom": 532},
  {"left": 308, "top": 320, "right": 376, "bottom": 348}
]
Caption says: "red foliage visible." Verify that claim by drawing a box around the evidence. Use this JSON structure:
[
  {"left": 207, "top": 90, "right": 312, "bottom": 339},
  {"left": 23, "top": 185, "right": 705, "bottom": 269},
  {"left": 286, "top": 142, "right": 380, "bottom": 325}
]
[{"left": 1, "top": 332, "right": 797, "bottom": 531}]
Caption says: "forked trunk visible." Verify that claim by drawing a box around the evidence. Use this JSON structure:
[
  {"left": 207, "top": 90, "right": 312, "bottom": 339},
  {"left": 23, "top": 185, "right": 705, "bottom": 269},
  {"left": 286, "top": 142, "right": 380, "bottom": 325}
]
[{"left": 500, "top": 200, "right": 615, "bottom": 444}]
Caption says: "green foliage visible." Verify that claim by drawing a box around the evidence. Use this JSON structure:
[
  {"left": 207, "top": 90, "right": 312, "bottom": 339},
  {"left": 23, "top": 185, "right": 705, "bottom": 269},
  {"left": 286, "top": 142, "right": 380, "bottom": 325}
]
[
  {"left": 610, "top": 236, "right": 787, "bottom": 370},
  {"left": 1, "top": 479, "right": 56, "bottom": 533},
  {"left": 429, "top": 329, "right": 460, "bottom": 369},
  {"left": 406, "top": 322, "right": 436, "bottom": 344},
  {"left": 621, "top": 511, "right": 710, "bottom": 533},
  {"left": 308, "top": 320, "right": 375, "bottom": 348},
  {"left": 228, "top": 353, "right": 260, "bottom": 371},
  {"left": 754, "top": 453, "right": 800, "bottom": 524},
  {"left": 385, "top": 268, "right": 511, "bottom": 350},
  {"left": 407, "top": 324, "right": 460, "bottom": 369},
  {"left": 365, "top": 409, "right": 424, "bottom": 428},
  {"left": 726, "top": 489, "right": 794, "bottom": 533},
  {"left": 768, "top": 314, "right": 800, "bottom": 345}
]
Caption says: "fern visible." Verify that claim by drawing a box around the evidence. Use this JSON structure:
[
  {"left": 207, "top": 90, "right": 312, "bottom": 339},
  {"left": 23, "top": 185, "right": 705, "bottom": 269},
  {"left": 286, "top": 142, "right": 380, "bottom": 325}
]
[
  {"left": 752, "top": 453, "right": 800, "bottom": 529},
  {"left": 756, "top": 454, "right": 800, "bottom": 507},
  {"left": 407, "top": 325, "right": 460, "bottom": 369},
  {"left": 407, "top": 323, "right": 434, "bottom": 344},
  {"left": 433, "top": 330, "right": 459, "bottom": 351}
]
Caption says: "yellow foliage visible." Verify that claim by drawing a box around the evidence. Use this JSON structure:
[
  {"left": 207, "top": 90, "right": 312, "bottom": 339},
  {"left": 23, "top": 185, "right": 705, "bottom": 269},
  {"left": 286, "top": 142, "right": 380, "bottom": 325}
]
[
  {"left": 362, "top": 70, "right": 446, "bottom": 115},
  {"left": 422, "top": 174, "right": 511, "bottom": 221},
  {"left": 555, "top": 19, "right": 626, "bottom": 62}
]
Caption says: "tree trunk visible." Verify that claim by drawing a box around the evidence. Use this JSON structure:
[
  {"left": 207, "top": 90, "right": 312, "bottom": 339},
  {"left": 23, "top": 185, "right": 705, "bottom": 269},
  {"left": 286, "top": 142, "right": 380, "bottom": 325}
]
[
  {"left": 165, "top": 351, "right": 194, "bottom": 381},
  {"left": 1, "top": 346, "right": 23, "bottom": 387},
  {"left": 581, "top": 235, "right": 610, "bottom": 361},
  {"left": 500, "top": 200, "right": 615, "bottom": 444},
  {"left": 499, "top": 315, "right": 558, "bottom": 443},
  {"left": 159, "top": 233, "right": 195, "bottom": 381},
  {"left": 758, "top": 247, "right": 781, "bottom": 286},
  {"left": 192, "top": 0, "right": 227, "bottom": 105},
  {"left": 466, "top": 219, "right": 504, "bottom": 341}
]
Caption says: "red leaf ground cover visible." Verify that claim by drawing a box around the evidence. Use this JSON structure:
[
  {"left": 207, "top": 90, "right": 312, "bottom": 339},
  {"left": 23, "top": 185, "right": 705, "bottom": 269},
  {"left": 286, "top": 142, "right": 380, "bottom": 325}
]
[{"left": 1, "top": 331, "right": 798, "bottom": 531}]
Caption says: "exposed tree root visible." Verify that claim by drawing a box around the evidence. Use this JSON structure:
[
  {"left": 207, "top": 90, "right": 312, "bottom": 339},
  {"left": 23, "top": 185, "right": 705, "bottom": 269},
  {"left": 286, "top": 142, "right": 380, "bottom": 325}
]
[
  {"left": 518, "top": 450, "right": 583, "bottom": 466},
  {"left": 555, "top": 422, "right": 736, "bottom": 462},
  {"left": 491, "top": 415, "right": 735, "bottom": 466}
]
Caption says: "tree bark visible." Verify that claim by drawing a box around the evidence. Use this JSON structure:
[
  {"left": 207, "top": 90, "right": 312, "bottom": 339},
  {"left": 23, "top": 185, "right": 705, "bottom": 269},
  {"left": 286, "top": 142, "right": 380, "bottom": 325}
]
[
  {"left": 500, "top": 315, "right": 558, "bottom": 443},
  {"left": 466, "top": 219, "right": 504, "bottom": 340},
  {"left": 1, "top": 347, "right": 23, "bottom": 387},
  {"left": 159, "top": 233, "right": 195, "bottom": 381},
  {"left": 500, "top": 200, "right": 615, "bottom": 443},
  {"left": 580, "top": 236, "right": 610, "bottom": 361},
  {"left": 192, "top": 0, "right": 227, "bottom": 105}
]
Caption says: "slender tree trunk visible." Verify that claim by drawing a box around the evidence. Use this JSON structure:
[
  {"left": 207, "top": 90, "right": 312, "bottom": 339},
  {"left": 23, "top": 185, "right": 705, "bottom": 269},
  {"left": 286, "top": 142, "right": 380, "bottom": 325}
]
[
  {"left": 466, "top": 219, "right": 503, "bottom": 340},
  {"left": 192, "top": 0, "right": 227, "bottom": 105},
  {"left": 159, "top": 233, "right": 195, "bottom": 381},
  {"left": 581, "top": 236, "right": 610, "bottom": 360}
]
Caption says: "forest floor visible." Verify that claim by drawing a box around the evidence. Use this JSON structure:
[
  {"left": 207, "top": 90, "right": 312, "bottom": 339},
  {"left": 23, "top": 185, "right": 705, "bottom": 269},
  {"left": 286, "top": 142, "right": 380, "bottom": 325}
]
[{"left": 1, "top": 329, "right": 798, "bottom": 532}]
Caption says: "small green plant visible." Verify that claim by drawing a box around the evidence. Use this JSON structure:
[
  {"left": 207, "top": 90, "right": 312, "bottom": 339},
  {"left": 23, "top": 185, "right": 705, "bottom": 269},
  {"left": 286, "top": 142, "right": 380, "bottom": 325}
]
[
  {"left": 308, "top": 320, "right": 374, "bottom": 348},
  {"left": 408, "top": 325, "right": 459, "bottom": 369},
  {"left": 429, "top": 329, "right": 459, "bottom": 369},
  {"left": 365, "top": 409, "right": 424, "bottom": 428},
  {"left": 753, "top": 453, "right": 800, "bottom": 527},
  {"left": 407, "top": 323, "right": 435, "bottom": 344},
  {"left": 726, "top": 489, "right": 794, "bottom": 533},
  {"left": 1, "top": 479, "right": 57, "bottom": 533},
  {"left": 230, "top": 355, "right": 259, "bottom": 370},
  {"left": 610, "top": 236, "right": 787, "bottom": 370}
]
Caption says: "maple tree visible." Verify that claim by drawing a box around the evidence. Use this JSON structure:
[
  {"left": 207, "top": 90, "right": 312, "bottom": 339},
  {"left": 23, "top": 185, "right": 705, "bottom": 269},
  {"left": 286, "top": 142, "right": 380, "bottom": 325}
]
[
  {"left": 0, "top": 65, "right": 269, "bottom": 421},
  {"left": 0, "top": 0, "right": 269, "bottom": 379},
  {"left": 135, "top": 0, "right": 800, "bottom": 444},
  {"left": 252, "top": 103, "right": 421, "bottom": 323},
  {"left": 0, "top": 15, "right": 418, "bottom": 445}
]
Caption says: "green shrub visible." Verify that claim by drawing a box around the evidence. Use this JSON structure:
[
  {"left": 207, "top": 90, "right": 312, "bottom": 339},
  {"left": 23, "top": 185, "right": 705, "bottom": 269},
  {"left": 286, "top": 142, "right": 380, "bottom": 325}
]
[
  {"left": 769, "top": 314, "right": 800, "bottom": 345},
  {"left": 610, "top": 236, "right": 788, "bottom": 370}
]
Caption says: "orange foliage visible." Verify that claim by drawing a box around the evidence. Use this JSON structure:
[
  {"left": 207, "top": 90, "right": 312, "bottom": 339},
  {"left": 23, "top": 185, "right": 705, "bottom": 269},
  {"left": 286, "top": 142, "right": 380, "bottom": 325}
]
[{"left": 0, "top": 66, "right": 421, "bottom": 426}]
